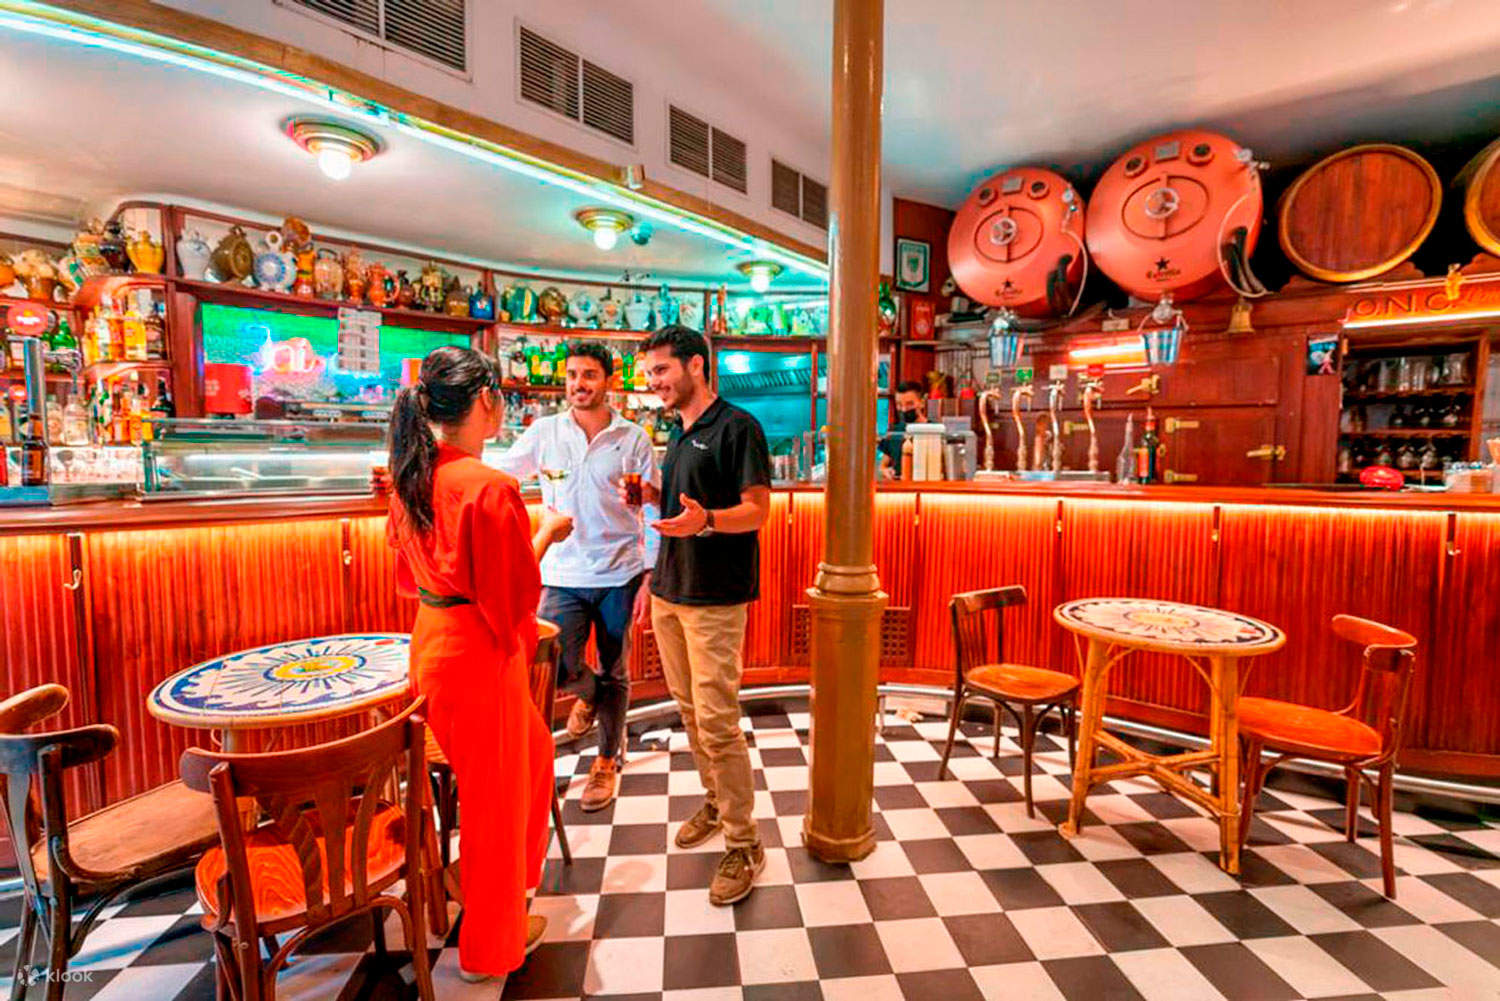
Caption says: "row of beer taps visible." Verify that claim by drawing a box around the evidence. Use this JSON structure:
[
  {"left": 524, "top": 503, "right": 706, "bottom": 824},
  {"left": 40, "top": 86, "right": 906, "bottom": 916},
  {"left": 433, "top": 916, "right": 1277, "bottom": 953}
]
[{"left": 979, "top": 372, "right": 1157, "bottom": 475}]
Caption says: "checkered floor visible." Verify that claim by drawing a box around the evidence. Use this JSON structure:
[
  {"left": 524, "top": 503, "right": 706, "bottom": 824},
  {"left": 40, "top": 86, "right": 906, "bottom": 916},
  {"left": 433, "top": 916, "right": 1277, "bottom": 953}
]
[{"left": 3, "top": 706, "right": 1498, "bottom": 1001}]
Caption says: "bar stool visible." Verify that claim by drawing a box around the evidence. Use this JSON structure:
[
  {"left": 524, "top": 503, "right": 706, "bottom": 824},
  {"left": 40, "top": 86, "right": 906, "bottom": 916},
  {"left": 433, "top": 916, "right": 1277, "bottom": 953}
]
[
  {"left": 1237, "top": 614, "right": 1417, "bottom": 898},
  {"left": 937, "top": 586, "right": 1079, "bottom": 816}
]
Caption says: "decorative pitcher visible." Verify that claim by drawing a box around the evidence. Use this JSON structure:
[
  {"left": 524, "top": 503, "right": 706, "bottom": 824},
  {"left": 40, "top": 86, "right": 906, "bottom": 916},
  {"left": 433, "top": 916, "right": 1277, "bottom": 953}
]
[
  {"left": 366, "top": 262, "right": 391, "bottom": 307},
  {"left": 126, "top": 230, "right": 165, "bottom": 274},
  {"left": 211, "top": 226, "right": 254, "bottom": 283},
  {"left": 468, "top": 286, "right": 495, "bottom": 320},
  {"left": 342, "top": 248, "right": 366, "bottom": 303},
  {"left": 651, "top": 284, "right": 679, "bottom": 329},
  {"left": 175, "top": 229, "right": 212, "bottom": 280},
  {"left": 252, "top": 231, "right": 296, "bottom": 293},
  {"left": 538, "top": 286, "right": 568, "bottom": 324},
  {"left": 623, "top": 290, "right": 652, "bottom": 330},
  {"left": 568, "top": 289, "right": 597, "bottom": 327},
  {"left": 313, "top": 248, "right": 343, "bottom": 300}
]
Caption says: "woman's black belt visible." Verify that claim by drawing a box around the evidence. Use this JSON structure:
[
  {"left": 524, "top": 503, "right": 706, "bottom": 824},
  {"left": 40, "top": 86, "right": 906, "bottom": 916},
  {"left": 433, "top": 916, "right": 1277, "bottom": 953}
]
[{"left": 418, "top": 588, "right": 472, "bottom": 608}]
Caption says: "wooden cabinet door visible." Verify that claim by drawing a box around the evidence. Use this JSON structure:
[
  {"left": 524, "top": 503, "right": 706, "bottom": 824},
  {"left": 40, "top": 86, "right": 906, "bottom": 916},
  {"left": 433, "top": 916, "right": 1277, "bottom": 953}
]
[{"left": 1158, "top": 408, "right": 1283, "bottom": 485}]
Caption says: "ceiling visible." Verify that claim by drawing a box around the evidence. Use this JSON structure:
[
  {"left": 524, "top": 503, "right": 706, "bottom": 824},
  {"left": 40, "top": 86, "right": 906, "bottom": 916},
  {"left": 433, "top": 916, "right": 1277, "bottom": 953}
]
[
  {"left": 620, "top": 0, "right": 1500, "bottom": 206},
  {"left": 0, "top": 24, "right": 826, "bottom": 290}
]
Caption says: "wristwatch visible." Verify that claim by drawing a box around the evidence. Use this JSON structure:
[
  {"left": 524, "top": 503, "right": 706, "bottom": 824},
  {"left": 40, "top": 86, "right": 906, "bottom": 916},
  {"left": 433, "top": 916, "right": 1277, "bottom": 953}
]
[{"left": 696, "top": 508, "right": 716, "bottom": 537}]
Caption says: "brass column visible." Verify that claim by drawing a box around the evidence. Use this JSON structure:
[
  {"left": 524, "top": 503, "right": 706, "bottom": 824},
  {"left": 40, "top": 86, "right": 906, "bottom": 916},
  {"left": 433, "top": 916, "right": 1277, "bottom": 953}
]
[{"left": 803, "top": 0, "right": 887, "bottom": 863}]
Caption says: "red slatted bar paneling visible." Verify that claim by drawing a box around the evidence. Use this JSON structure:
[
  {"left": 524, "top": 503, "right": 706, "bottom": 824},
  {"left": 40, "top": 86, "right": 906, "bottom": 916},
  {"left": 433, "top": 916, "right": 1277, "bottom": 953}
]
[
  {"left": 88, "top": 521, "right": 347, "bottom": 802},
  {"left": 347, "top": 515, "right": 418, "bottom": 634},
  {"left": 1424, "top": 512, "right": 1500, "bottom": 755},
  {"left": 911, "top": 494, "right": 1059, "bottom": 673},
  {"left": 0, "top": 534, "right": 97, "bottom": 864},
  {"left": 1218, "top": 503, "right": 1444, "bottom": 719},
  {"left": 1060, "top": 498, "right": 1219, "bottom": 715},
  {"left": 744, "top": 491, "right": 791, "bottom": 668}
]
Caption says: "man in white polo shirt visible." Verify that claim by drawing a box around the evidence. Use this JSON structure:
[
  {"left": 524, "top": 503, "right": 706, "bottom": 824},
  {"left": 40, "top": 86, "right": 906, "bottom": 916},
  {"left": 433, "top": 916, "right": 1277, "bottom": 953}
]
[{"left": 497, "top": 341, "right": 658, "bottom": 811}]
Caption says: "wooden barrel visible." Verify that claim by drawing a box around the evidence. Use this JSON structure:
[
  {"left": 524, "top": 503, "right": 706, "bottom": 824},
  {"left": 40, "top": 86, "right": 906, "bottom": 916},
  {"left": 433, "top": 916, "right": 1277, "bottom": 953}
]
[
  {"left": 1278, "top": 144, "right": 1440, "bottom": 282},
  {"left": 1455, "top": 137, "right": 1500, "bottom": 257}
]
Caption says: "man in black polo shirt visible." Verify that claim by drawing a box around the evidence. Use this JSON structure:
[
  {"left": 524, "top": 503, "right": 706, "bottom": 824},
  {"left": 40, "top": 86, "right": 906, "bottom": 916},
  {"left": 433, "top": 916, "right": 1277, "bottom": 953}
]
[{"left": 634, "top": 324, "right": 771, "bottom": 906}]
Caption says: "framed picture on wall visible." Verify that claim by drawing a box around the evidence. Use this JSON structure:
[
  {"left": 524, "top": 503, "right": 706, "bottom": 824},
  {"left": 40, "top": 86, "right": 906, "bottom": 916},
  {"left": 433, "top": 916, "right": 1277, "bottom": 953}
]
[{"left": 895, "top": 237, "right": 931, "bottom": 293}]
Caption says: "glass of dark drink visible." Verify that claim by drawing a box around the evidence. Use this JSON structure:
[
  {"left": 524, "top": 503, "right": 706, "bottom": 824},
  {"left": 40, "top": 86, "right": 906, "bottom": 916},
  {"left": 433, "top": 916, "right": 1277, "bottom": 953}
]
[{"left": 623, "top": 471, "right": 643, "bottom": 507}]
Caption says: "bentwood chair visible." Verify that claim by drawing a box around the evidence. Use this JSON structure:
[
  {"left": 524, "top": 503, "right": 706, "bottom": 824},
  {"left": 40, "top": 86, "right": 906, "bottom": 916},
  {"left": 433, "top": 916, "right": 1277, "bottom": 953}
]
[
  {"left": 938, "top": 587, "right": 1079, "bottom": 816},
  {"left": 0, "top": 684, "right": 219, "bottom": 1001},
  {"left": 180, "top": 698, "right": 440, "bottom": 1001},
  {"left": 1237, "top": 614, "right": 1418, "bottom": 898},
  {"left": 428, "top": 619, "right": 570, "bottom": 886}
]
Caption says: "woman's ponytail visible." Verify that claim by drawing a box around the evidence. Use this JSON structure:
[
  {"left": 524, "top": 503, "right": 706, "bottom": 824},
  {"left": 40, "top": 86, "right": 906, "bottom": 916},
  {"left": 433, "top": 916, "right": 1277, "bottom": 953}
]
[
  {"left": 385, "top": 345, "right": 500, "bottom": 537},
  {"left": 389, "top": 383, "right": 438, "bottom": 534}
]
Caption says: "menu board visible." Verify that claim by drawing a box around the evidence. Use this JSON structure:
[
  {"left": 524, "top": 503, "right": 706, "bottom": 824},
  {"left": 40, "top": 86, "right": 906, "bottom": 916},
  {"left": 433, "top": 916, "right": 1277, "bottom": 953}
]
[{"left": 337, "top": 308, "right": 382, "bottom": 374}]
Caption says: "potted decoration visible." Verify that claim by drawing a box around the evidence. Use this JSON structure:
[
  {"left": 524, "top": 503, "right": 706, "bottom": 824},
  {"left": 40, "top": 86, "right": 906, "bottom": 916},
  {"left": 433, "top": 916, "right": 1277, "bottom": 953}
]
[
  {"left": 14, "top": 250, "right": 60, "bottom": 301},
  {"left": 126, "top": 230, "right": 165, "bottom": 274},
  {"left": 538, "top": 285, "right": 568, "bottom": 324}
]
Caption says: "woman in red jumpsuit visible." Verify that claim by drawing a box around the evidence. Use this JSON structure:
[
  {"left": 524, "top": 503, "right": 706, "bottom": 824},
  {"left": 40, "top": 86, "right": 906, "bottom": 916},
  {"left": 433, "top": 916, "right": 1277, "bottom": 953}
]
[{"left": 386, "top": 346, "right": 572, "bottom": 980}]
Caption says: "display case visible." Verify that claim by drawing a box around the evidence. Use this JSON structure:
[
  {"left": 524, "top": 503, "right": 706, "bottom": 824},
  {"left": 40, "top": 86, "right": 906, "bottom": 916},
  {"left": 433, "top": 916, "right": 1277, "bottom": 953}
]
[{"left": 140, "top": 419, "right": 387, "bottom": 496}]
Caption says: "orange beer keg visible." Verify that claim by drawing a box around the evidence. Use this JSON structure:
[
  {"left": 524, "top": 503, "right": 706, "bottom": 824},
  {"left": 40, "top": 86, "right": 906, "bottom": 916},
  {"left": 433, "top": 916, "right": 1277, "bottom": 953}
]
[
  {"left": 948, "top": 167, "right": 1087, "bottom": 317},
  {"left": 1086, "top": 130, "right": 1265, "bottom": 302}
]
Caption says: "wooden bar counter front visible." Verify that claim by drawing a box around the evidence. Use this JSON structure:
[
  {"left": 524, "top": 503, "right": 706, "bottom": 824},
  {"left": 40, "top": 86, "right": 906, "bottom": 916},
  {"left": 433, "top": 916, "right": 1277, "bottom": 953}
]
[{"left": 3, "top": 479, "right": 1499, "bottom": 825}]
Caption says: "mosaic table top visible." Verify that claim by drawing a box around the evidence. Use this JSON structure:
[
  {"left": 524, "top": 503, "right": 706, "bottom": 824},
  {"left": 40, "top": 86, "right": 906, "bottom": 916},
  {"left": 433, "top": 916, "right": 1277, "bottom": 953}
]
[
  {"left": 148, "top": 633, "right": 411, "bottom": 729},
  {"left": 1053, "top": 598, "right": 1284, "bottom": 655}
]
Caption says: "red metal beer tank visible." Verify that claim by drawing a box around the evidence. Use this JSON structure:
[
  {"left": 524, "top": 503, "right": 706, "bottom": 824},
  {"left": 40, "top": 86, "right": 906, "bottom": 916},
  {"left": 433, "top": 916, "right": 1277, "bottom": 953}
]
[
  {"left": 1085, "top": 130, "right": 1263, "bottom": 302},
  {"left": 948, "top": 166, "right": 1087, "bottom": 317}
]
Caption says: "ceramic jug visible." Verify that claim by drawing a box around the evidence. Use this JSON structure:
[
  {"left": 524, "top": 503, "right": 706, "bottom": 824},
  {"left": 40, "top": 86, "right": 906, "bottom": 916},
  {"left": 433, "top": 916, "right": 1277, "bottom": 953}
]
[
  {"left": 211, "top": 226, "right": 254, "bottom": 283},
  {"left": 396, "top": 270, "right": 415, "bottom": 308},
  {"left": 366, "top": 262, "right": 391, "bottom": 308},
  {"left": 176, "top": 229, "right": 212, "bottom": 280},
  {"left": 569, "top": 289, "right": 597, "bottom": 327},
  {"left": 313, "top": 249, "right": 344, "bottom": 300},
  {"left": 678, "top": 296, "right": 701, "bottom": 331},
  {"left": 597, "top": 289, "right": 621, "bottom": 329},
  {"left": 468, "top": 287, "right": 495, "bottom": 320},
  {"left": 417, "top": 264, "right": 445, "bottom": 311},
  {"left": 99, "top": 220, "right": 129, "bottom": 272},
  {"left": 342, "top": 249, "right": 366, "bottom": 303},
  {"left": 651, "top": 284, "right": 679, "bottom": 329},
  {"left": 624, "top": 290, "right": 652, "bottom": 330},
  {"left": 292, "top": 246, "right": 316, "bottom": 297},
  {"left": 538, "top": 286, "right": 568, "bottom": 324},
  {"left": 445, "top": 279, "right": 469, "bottom": 317},
  {"left": 506, "top": 283, "right": 537, "bottom": 323},
  {"left": 252, "top": 231, "right": 296, "bottom": 293},
  {"left": 126, "top": 230, "right": 165, "bottom": 274}
]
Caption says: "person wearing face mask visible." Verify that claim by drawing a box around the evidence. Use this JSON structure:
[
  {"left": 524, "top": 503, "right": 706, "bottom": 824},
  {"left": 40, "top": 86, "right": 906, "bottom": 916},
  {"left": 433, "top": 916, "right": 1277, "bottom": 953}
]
[{"left": 878, "top": 379, "right": 929, "bottom": 480}]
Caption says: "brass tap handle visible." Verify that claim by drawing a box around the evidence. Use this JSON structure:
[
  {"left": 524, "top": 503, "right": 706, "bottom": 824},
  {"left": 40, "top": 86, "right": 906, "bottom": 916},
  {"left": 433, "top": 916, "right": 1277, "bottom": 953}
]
[
  {"left": 1125, "top": 374, "right": 1160, "bottom": 397},
  {"left": 1164, "top": 417, "right": 1199, "bottom": 434},
  {"left": 1163, "top": 470, "right": 1199, "bottom": 483},
  {"left": 1062, "top": 420, "right": 1090, "bottom": 435},
  {"left": 1245, "top": 444, "right": 1286, "bottom": 461}
]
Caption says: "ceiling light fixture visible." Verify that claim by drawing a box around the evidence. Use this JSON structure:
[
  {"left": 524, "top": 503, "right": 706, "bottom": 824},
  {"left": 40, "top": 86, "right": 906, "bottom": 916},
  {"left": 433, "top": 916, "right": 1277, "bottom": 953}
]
[
  {"left": 574, "top": 208, "right": 635, "bottom": 251},
  {"left": 737, "top": 260, "right": 783, "bottom": 294},
  {"left": 285, "top": 117, "right": 381, "bottom": 181}
]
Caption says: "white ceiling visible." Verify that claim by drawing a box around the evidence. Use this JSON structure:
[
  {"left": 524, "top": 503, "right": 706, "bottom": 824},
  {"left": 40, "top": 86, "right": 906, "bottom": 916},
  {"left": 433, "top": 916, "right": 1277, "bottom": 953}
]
[
  {"left": 0, "top": 24, "right": 826, "bottom": 290},
  {"left": 624, "top": 0, "right": 1500, "bottom": 206}
]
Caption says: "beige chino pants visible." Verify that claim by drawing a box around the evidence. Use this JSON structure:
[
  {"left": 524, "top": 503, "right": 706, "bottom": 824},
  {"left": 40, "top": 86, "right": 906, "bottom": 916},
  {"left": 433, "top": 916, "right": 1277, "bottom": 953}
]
[{"left": 650, "top": 595, "right": 759, "bottom": 848}]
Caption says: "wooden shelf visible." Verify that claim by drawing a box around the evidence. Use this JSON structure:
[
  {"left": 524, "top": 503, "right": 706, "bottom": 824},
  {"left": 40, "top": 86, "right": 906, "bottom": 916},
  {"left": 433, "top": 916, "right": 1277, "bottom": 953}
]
[
  {"left": 72, "top": 274, "right": 168, "bottom": 311},
  {"left": 1344, "top": 386, "right": 1474, "bottom": 400},
  {"left": 174, "top": 278, "right": 494, "bottom": 332},
  {"left": 1339, "top": 428, "right": 1470, "bottom": 438},
  {"left": 494, "top": 321, "right": 647, "bottom": 341},
  {"left": 0, "top": 293, "right": 77, "bottom": 312}
]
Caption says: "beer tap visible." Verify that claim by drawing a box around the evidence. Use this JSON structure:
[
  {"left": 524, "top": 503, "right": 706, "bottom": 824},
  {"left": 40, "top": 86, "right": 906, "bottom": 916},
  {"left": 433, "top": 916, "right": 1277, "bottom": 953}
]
[
  {"left": 1079, "top": 376, "right": 1104, "bottom": 474},
  {"left": 978, "top": 386, "right": 1004, "bottom": 472},
  {"left": 1011, "top": 382, "right": 1034, "bottom": 471},
  {"left": 1033, "top": 408, "right": 1050, "bottom": 472},
  {"left": 1047, "top": 375, "right": 1065, "bottom": 474}
]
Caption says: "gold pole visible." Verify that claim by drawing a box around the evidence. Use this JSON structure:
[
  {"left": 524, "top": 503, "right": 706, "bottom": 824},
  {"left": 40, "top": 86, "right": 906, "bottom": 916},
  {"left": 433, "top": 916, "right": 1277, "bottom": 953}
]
[{"left": 803, "top": 0, "right": 887, "bottom": 863}]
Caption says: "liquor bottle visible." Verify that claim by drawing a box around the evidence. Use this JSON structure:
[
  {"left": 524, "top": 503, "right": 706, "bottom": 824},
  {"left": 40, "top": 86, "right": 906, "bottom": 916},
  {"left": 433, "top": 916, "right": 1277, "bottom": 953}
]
[
  {"left": 92, "top": 301, "right": 115, "bottom": 364},
  {"left": 61, "top": 398, "right": 89, "bottom": 446},
  {"left": 45, "top": 395, "right": 63, "bottom": 444},
  {"left": 123, "top": 301, "right": 148, "bottom": 362},
  {"left": 552, "top": 342, "right": 567, "bottom": 387},
  {"left": 1135, "top": 408, "right": 1160, "bottom": 484},
  {"left": 536, "top": 344, "right": 553, "bottom": 386},
  {"left": 5, "top": 330, "right": 25, "bottom": 371},
  {"left": 610, "top": 348, "right": 624, "bottom": 391},
  {"left": 106, "top": 299, "right": 124, "bottom": 361},
  {"left": 633, "top": 356, "right": 648, "bottom": 393},
  {"left": 110, "top": 386, "right": 128, "bottom": 444},
  {"left": 52, "top": 319, "right": 77, "bottom": 356},
  {"left": 154, "top": 376, "right": 176, "bottom": 419},
  {"left": 20, "top": 433, "right": 47, "bottom": 487},
  {"left": 128, "top": 375, "right": 146, "bottom": 445},
  {"left": 0, "top": 397, "right": 10, "bottom": 442},
  {"left": 144, "top": 300, "right": 167, "bottom": 359}
]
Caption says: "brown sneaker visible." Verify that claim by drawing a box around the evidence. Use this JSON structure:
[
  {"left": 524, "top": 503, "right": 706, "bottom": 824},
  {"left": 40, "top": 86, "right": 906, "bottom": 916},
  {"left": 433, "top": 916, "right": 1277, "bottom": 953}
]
[
  {"left": 674, "top": 801, "right": 721, "bottom": 849},
  {"left": 565, "top": 698, "right": 596, "bottom": 739},
  {"left": 580, "top": 756, "right": 618, "bottom": 812},
  {"left": 708, "top": 843, "right": 765, "bottom": 906}
]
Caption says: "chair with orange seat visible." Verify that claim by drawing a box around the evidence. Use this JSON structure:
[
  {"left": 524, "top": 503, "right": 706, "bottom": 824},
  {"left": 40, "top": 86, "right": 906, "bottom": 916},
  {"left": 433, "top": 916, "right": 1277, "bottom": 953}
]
[
  {"left": 0, "top": 684, "right": 220, "bottom": 1001},
  {"left": 937, "top": 586, "right": 1079, "bottom": 816},
  {"left": 1236, "top": 614, "right": 1418, "bottom": 898},
  {"left": 180, "top": 698, "right": 439, "bottom": 1001}
]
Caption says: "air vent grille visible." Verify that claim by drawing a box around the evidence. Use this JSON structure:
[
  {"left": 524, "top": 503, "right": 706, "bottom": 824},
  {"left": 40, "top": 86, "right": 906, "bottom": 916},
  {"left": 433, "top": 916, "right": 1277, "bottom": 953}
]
[
  {"left": 581, "top": 60, "right": 634, "bottom": 145},
  {"left": 289, "top": 0, "right": 465, "bottom": 71},
  {"left": 518, "top": 26, "right": 634, "bottom": 144},
  {"left": 769, "top": 159, "right": 828, "bottom": 230},
  {"left": 670, "top": 106, "right": 747, "bottom": 194},
  {"left": 772, "top": 160, "right": 801, "bottom": 216},
  {"left": 669, "top": 106, "right": 711, "bottom": 178},
  {"left": 519, "top": 26, "right": 580, "bottom": 120},
  {"left": 711, "top": 128, "right": 747, "bottom": 193}
]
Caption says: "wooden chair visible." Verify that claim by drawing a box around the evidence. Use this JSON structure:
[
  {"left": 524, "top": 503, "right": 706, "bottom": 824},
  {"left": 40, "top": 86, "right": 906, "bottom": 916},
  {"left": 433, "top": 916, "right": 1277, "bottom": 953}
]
[
  {"left": 180, "top": 698, "right": 439, "bottom": 1001},
  {"left": 428, "top": 620, "right": 570, "bottom": 879},
  {"left": 938, "top": 587, "right": 1079, "bottom": 816},
  {"left": 0, "top": 684, "right": 219, "bottom": 1001},
  {"left": 1237, "top": 614, "right": 1418, "bottom": 898}
]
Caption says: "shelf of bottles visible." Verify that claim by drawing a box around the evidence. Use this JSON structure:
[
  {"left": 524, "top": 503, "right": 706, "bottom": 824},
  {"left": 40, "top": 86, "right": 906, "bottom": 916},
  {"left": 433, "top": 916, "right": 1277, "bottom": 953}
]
[{"left": 1336, "top": 343, "right": 1479, "bottom": 482}]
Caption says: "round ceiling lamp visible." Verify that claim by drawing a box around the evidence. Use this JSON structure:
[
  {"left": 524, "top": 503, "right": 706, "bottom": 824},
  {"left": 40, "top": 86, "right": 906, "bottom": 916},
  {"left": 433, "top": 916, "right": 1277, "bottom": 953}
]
[
  {"left": 575, "top": 208, "right": 635, "bottom": 251},
  {"left": 737, "top": 260, "right": 783, "bottom": 293},
  {"left": 284, "top": 117, "right": 382, "bottom": 181}
]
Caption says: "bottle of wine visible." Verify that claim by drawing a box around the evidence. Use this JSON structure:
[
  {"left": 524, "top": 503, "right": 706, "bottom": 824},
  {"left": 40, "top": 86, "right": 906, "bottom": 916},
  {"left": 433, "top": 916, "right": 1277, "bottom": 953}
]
[{"left": 1135, "top": 408, "right": 1160, "bottom": 484}]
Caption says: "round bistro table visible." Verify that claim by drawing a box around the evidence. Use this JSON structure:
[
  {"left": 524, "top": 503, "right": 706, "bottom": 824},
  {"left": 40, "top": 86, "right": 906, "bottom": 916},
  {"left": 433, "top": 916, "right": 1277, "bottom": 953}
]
[
  {"left": 147, "top": 634, "right": 412, "bottom": 752},
  {"left": 1053, "top": 598, "right": 1285, "bottom": 874}
]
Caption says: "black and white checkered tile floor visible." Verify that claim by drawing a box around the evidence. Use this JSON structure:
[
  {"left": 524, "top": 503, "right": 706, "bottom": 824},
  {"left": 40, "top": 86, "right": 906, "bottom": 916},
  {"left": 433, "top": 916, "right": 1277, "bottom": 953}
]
[{"left": 3, "top": 707, "right": 1498, "bottom": 1001}]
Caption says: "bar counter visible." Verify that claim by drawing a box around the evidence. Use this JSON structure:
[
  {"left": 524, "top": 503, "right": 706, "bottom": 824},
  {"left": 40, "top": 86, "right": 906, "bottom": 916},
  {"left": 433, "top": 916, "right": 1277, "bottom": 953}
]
[{"left": 5, "top": 481, "right": 1497, "bottom": 821}]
